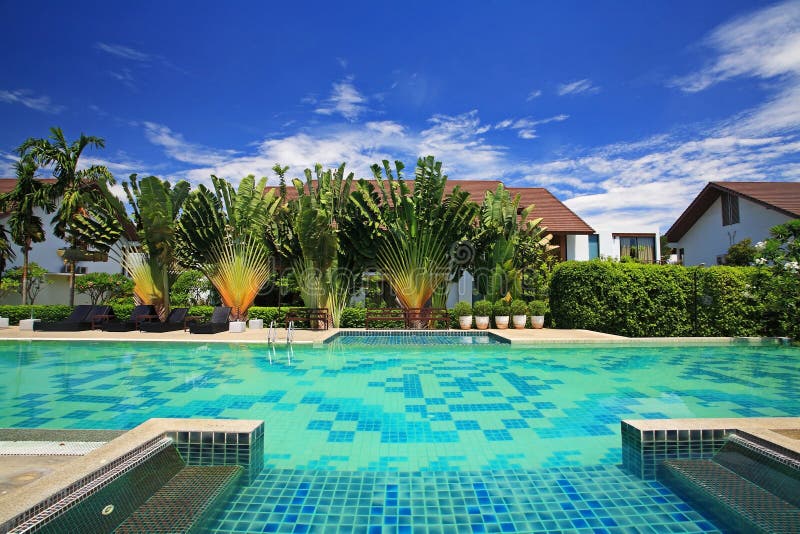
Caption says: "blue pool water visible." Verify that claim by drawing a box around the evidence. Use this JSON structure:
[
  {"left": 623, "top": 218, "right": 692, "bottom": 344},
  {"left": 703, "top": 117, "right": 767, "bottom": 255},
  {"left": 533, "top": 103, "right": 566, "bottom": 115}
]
[{"left": 1, "top": 340, "right": 798, "bottom": 532}]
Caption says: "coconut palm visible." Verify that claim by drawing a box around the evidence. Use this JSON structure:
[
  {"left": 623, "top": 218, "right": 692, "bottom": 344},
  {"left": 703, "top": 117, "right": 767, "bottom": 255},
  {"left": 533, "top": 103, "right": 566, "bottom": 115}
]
[
  {"left": 350, "top": 156, "right": 477, "bottom": 310},
  {"left": 0, "top": 223, "right": 14, "bottom": 282},
  {"left": 0, "top": 155, "right": 55, "bottom": 304},
  {"left": 176, "top": 175, "right": 279, "bottom": 320},
  {"left": 17, "top": 127, "right": 112, "bottom": 305}
]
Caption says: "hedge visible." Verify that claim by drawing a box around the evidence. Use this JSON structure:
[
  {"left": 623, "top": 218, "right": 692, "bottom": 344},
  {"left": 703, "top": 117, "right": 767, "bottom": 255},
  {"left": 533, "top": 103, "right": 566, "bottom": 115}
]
[{"left": 548, "top": 261, "right": 794, "bottom": 338}]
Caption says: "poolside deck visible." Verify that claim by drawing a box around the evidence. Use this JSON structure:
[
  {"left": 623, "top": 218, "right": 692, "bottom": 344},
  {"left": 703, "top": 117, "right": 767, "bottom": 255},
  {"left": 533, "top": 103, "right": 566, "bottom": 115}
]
[{"left": 0, "top": 325, "right": 625, "bottom": 344}]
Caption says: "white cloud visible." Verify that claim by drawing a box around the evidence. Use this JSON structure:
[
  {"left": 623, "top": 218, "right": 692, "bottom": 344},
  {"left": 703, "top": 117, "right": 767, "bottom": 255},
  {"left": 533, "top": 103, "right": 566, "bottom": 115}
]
[
  {"left": 314, "top": 78, "right": 369, "bottom": 121},
  {"left": 494, "top": 114, "right": 568, "bottom": 139},
  {"left": 557, "top": 79, "right": 600, "bottom": 96},
  {"left": 672, "top": 1, "right": 800, "bottom": 92},
  {"left": 143, "top": 122, "right": 239, "bottom": 167},
  {"left": 95, "top": 42, "right": 151, "bottom": 62},
  {"left": 526, "top": 89, "right": 542, "bottom": 101},
  {"left": 0, "top": 89, "right": 64, "bottom": 113},
  {"left": 108, "top": 68, "right": 137, "bottom": 91}
]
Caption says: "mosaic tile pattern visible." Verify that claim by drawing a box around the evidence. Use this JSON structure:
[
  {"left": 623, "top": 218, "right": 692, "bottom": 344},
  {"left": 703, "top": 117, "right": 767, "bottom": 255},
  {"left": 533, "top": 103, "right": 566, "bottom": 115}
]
[
  {"left": 209, "top": 465, "right": 721, "bottom": 533},
  {"left": 329, "top": 330, "right": 509, "bottom": 345},
  {"left": 1, "top": 340, "right": 799, "bottom": 531}
]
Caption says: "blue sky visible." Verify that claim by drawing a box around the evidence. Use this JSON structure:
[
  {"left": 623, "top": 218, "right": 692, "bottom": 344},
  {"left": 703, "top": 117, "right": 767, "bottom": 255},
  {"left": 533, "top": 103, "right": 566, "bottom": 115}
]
[{"left": 1, "top": 0, "right": 799, "bottom": 231}]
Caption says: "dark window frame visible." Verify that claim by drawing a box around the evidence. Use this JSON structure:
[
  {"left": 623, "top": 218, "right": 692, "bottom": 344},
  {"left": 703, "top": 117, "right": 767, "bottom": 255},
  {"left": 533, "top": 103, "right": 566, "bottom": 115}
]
[{"left": 721, "top": 192, "right": 740, "bottom": 226}]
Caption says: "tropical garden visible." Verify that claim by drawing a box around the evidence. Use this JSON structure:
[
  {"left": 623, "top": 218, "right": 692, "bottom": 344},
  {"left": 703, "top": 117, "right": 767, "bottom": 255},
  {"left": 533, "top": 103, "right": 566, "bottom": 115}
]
[{"left": 0, "top": 128, "right": 557, "bottom": 328}]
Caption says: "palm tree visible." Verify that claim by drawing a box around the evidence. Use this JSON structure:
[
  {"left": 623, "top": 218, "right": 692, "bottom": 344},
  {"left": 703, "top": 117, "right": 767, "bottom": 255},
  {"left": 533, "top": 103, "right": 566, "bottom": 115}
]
[
  {"left": 350, "top": 156, "right": 478, "bottom": 310},
  {"left": 18, "top": 127, "right": 112, "bottom": 305},
  {"left": 70, "top": 174, "right": 189, "bottom": 320},
  {"left": 176, "top": 175, "right": 280, "bottom": 320},
  {"left": 0, "top": 223, "right": 14, "bottom": 283},
  {"left": 0, "top": 155, "right": 55, "bottom": 304}
]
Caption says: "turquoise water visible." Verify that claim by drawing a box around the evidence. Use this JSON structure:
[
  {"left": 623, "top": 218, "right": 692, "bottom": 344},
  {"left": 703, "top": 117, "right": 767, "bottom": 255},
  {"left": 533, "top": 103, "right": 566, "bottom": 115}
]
[{"left": 1, "top": 340, "right": 798, "bottom": 532}]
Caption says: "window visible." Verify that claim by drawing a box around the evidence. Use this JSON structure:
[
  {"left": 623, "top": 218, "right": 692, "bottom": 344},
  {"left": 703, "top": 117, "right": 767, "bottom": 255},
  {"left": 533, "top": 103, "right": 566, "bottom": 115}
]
[
  {"left": 588, "top": 234, "right": 599, "bottom": 259},
  {"left": 619, "top": 235, "right": 656, "bottom": 263},
  {"left": 721, "top": 192, "right": 740, "bottom": 226}
]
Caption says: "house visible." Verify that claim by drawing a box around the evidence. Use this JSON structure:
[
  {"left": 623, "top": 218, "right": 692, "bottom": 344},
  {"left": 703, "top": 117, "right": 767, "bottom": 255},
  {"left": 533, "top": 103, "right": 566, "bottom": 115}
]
[
  {"left": 0, "top": 178, "right": 123, "bottom": 305},
  {"left": 665, "top": 181, "right": 800, "bottom": 266}
]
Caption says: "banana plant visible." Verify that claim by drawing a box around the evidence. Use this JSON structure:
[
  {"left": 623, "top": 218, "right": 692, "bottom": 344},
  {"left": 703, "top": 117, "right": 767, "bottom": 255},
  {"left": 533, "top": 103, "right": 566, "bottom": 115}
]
[
  {"left": 472, "top": 184, "right": 554, "bottom": 301},
  {"left": 350, "top": 156, "right": 478, "bottom": 310},
  {"left": 176, "top": 175, "right": 279, "bottom": 320}
]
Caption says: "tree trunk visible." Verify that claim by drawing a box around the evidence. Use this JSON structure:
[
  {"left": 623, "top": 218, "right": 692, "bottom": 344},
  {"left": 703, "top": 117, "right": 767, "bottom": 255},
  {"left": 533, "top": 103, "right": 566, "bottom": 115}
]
[
  {"left": 68, "top": 260, "right": 76, "bottom": 307},
  {"left": 21, "top": 245, "right": 29, "bottom": 306}
]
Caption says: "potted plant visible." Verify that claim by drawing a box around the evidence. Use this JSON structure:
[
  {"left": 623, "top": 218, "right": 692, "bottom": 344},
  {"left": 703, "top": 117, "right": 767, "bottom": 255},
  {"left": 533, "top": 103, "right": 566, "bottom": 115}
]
[
  {"left": 473, "top": 300, "right": 492, "bottom": 330},
  {"left": 528, "top": 300, "right": 548, "bottom": 329},
  {"left": 510, "top": 299, "right": 528, "bottom": 329},
  {"left": 493, "top": 299, "right": 510, "bottom": 329},
  {"left": 453, "top": 301, "right": 473, "bottom": 330}
]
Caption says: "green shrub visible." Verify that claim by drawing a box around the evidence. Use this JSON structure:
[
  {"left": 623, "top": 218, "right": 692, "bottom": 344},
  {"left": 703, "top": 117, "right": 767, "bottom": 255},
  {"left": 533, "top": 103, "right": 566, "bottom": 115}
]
[
  {"left": 493, "top": 299, "right": 509, "bottom": 316},
  {"left": 0, "top": 305, "right": 72, "bottom": 325},
  {"left": 528, "top": 300, "right": 548, "bottom": 316},
  {"left": 473, "top": 300, "right": 492, "bottom": 317},
  {"left": 510, "top": 299, "right": 528, "bottom": 315},
  {"left": 548, "top": 261, "right": 791, "bottom": 337},
  {"left": 453, "top": 301, "right": 472, "bottom": 316},
  {"left": 340, "top": 307, "right": 366, "bottom": 328}
]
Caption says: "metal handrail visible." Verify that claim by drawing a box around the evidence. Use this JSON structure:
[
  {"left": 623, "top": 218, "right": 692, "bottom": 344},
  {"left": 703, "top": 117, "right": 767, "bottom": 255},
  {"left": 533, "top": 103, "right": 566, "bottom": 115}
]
[{"left": 287, "top": 320, "right": 294, "bottom": 344}]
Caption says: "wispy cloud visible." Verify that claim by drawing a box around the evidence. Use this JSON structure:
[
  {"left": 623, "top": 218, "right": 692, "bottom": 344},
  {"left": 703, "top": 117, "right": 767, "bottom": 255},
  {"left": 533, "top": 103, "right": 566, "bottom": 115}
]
[
  {"left": 95, "top": 42, "right": 151, "bottom": 62},
  {"left": 143, "top": 122, "right": 239, "bottom": 167},
  {"left": 526, "top": 89, "right": 542, "bottom": 101},
  {"left": 314, "top": 78, "right": 369, "bottom": 121},
  {"left": 494, "top": 114, "right": 568, "bottom": 139},
  {"left": 557, "top": 79, "right": 600, "bottom": 96},
  {"left": 108, "top": 68, "right": 137, "bottom": 91},
  {"left": 672, "top": 1, "right": 800, "bottom": 93},
  {"left": 0, "top": 89, "right": 64, "bottom": 113}
]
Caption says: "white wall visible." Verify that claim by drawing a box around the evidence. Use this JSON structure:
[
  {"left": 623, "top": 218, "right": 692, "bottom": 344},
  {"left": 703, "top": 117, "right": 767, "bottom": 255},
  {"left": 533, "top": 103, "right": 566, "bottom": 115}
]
[
  {"left": 593, "top": 227, "right": 661, "bottom": 262},
  {"left": 566, "top": 234, "right": 589, "bottom": 261},
  {"left": 674, "top": 197, "right": 793, "bottom": 266},
  {"left": 1, "top": 207, "right": 124, "bottom": 305}
]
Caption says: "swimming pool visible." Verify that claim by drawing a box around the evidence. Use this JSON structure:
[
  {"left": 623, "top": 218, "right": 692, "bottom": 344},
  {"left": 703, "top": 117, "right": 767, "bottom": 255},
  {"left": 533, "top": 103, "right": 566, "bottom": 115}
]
[{"left": 1, "top": 339, "right": 798, "bottom": 532}]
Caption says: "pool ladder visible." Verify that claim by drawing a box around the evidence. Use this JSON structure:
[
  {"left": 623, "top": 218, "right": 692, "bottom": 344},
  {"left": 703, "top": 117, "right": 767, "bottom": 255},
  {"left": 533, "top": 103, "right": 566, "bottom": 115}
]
[
  {"left": 267, "top": 321, "right": 277, "bottom": 344},
  {"left": 287, "top": 320, "right": 295, "bottom": 344}
]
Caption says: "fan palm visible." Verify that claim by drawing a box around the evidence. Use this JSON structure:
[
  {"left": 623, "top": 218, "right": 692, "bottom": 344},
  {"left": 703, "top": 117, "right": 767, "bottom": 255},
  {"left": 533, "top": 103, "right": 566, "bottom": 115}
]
[
  {"left": 70, "top": 174, "right": 189, "bottom": 319},
  {"left": 176, "top": 175, "right": 279, "bottom": 320},
  {"left": 351, "top": 156, "right": 478, "bottom": 310}
]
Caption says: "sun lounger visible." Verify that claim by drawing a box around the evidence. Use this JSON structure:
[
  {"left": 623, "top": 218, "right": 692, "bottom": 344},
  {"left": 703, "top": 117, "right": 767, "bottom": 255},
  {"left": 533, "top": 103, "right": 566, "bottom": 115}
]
[
  {"left": 33, "top": 305, "right": 114, "bottom": 331},
  {"left": 189, "top": 306, "right": 231, "bottom": 334},
  {"left": 102, "top": 305, "right": 157, "bottom": 332},
  {"left": 139, "top": 307, "right": 189, "bottom": 332}
]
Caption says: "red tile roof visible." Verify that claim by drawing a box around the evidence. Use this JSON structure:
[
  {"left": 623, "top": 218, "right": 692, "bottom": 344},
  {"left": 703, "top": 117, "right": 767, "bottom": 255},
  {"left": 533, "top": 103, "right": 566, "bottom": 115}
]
[
  {"left": 267, "top": 179, "right": 595, "bottom": 234},
  {"left": 0, "top": 177, "right": 57, "bottom": 194},
  {"left": 665, "top": 181, "right": 800, "bottom": 242}
]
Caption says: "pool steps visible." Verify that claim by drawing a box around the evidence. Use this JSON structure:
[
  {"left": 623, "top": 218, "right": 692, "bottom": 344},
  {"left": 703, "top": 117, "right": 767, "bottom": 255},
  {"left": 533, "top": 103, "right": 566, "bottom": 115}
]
[
  {"left": 659, "top": 434, "right": 800, "bottom": 534},
  {"left": 8, "top": 438, "right": 242, "bottom": 533}
]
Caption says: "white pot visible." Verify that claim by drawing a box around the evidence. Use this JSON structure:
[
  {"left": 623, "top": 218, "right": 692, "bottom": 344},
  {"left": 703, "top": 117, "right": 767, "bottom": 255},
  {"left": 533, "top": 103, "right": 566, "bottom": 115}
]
[
  {"left": 512, "top": 315, "right": 527, "bottom": 329},
  {"left": 458, "top": 316, "right": 473, "bottom": 330},
  {"left": 495, "top": 316, "right": 509, "bottom": 329},
  {"left": 530, "top": 315, "right": 545, "bottom": 329},
  {"left": 475, "top": 316, "right": 490, "bottom": 330}
]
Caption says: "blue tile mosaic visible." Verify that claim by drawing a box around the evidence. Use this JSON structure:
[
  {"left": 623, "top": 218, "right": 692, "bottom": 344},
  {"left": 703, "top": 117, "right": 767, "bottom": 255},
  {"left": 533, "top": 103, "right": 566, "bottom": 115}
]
[{"left": 1, "top": 340, "right": 799, "bottom": 532}]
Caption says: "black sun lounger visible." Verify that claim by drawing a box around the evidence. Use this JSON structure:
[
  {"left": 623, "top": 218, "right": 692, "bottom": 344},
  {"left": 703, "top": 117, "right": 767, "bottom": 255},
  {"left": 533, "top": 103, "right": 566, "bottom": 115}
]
[
  {"left": 139, "top": 307, "right": 189, "bottom": 332},
  {"left": 33, "top": 305, "right": 111, "bottom": 331},
  {"left": 102, "top": 304, "right": 157, "bottom": 332},
  {"left": 189, "top": 306, "right": 231, "bottom": 334}
]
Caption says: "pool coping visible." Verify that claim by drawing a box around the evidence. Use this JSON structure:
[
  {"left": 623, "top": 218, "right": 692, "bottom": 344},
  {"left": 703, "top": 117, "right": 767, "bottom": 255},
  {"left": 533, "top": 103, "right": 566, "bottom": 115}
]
[
  {"left": 0, "top": 326, "right": 792, "bottom": 346},
  {"left": 0, "top": 418, "right": 263, "bottom": 533},
  {"left": 621, "top": 417, "right": 800, "bottom": 479}
]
